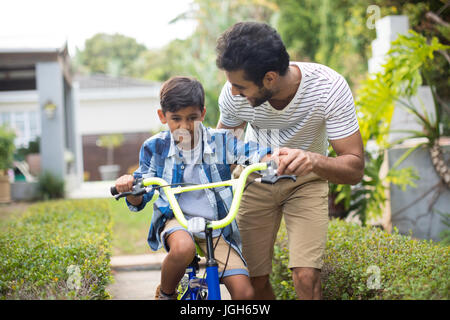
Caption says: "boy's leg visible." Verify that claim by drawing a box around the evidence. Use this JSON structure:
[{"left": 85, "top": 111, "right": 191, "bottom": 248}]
[
  {"left": 197, "top": 235, "right": 254, "bottom": 300},
  {"left": 222, "top": 275, "right": 253, "bottom": 300},
  {"left": 160, "top": 219, "right": 196, "bottom": 296}
]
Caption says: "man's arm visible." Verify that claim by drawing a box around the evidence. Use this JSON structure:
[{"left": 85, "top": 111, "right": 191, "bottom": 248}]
[
  {"left": 274, "top": 130, "right": 364, "bottom": 185},
  {"left": 216, "top": 120, "right": 247, "bottom": 140}
]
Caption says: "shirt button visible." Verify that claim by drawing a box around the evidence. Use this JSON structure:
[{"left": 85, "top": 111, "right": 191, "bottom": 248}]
[{"left": 181, "top": 165, "right": 185, "bottom": 169}]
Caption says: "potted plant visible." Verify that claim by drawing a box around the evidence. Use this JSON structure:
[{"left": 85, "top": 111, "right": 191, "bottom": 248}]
[
  {"left": 96, "top": 134, "right": 124, "bottom": 181},
  {"left": 0, "top": 125, "right": 16, "bottom": 203}
]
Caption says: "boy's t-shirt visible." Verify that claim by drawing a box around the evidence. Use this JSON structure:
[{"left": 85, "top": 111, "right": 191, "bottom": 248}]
[{"left": 176, "top": 137, "right": 220, "bottom": 237}]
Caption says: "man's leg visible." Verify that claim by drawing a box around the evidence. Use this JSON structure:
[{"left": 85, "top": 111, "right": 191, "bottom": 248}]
[
  {"left": 236, "top": 173, "right": 282, "bottom": 298},
  {"left": 292, "top": 267, "right": 322, "bottom": 300},
  {"left": 280, "top": 175, "right": 329, "bottom": 300}
]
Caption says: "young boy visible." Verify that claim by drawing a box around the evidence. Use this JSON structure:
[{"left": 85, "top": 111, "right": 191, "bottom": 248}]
[{"left": 114, "top": 76, "right": 271, "bottom": 300}]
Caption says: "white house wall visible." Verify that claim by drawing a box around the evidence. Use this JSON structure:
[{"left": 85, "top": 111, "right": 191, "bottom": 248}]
[
  {"left": 78, "top": 91, "right": 162, "bottom": 135},
  {"left": 0, "top": 86, "right": 163, "bottom": 138}
]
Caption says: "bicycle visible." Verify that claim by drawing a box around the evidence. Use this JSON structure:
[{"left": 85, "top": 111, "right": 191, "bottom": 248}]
[{"left": 111, "top": 161, "right": 296, "bottom": 300}]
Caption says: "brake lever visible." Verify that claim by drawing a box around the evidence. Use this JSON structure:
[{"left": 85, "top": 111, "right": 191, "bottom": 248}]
[
  {"left": 253, "top": 160, "right": 296, "bottom": 184},
  {"left": 113, "top": 185, "right": 152, "bottom": 200},
  {"left": 255, "top": 174, "right": 297, "bottom": 184}
]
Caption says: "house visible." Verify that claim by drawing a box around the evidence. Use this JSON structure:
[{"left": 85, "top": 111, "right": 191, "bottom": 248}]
[
  {"left": 75, "top": 74, "right": 162, "bottom": 181},
  {"left": 0, "top": 43, "right": 82, "bottom": 198},
  {"left": 0, "top": 43, "right": 163, "bottom": 202}
]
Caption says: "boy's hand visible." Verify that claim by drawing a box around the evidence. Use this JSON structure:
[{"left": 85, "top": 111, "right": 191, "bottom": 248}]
[
  {"left": 115, "top": 174, "right": 144, "bottom": 206},
  {"left": 115, "top": 174, "right": 135, "bottom": 193}
]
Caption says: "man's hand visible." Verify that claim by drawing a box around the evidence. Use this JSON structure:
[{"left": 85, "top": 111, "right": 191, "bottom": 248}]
[
  {"left": 272, "top": 148, "right": 315, "bottom": 176},
  {"left": 271, "top": 131, "right": 365, "bottom": 185}
]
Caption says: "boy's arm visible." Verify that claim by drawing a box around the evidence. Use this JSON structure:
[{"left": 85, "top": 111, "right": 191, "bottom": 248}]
[
  {"left": 224, "top": 131, "right": 271, "bottom": 165},
  {"left": 124, "top": 142, "right": 157, "bottom": 211}
]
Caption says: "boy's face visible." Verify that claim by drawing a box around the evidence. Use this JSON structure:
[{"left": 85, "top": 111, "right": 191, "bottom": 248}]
[{"left": 157, "top": 106, "right": 206, "bottom": 149}]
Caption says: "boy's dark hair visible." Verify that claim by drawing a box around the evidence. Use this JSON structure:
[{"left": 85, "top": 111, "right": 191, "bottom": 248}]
[
  {"left": 159, "top": 76, "right": 205, "bottom": 113},
  {"left": 216, "top": 22, "right": 290, "bottom": 87}
]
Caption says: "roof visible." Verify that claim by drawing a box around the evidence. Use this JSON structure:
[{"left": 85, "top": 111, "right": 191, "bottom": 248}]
[
  {"left": 0, "top": 41, "right": 72, "bottom": 89},
  {"left": 0, "top": 37, "right": 68, "bottom": 56},
  {"left": 74, "top": 74, "right": 160, "bottom": 90}
]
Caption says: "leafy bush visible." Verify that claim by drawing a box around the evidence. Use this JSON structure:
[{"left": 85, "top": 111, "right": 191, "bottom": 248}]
[
  {"left": 37, "top": 171, "right": 65, "bottom": 200},
  {"left": 0, "top": 199, "right": 112, "bottom": 299},
  {"left": 0, "top": 125, "right": 15, "bottom": 173},
  {"left": 271, "top": 219, "right": 449, "bottom": 300}
]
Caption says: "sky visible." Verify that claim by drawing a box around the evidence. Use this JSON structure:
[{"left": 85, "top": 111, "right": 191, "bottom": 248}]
[{"left": 0, "top": 0, "right": 197, "bottom": 55}]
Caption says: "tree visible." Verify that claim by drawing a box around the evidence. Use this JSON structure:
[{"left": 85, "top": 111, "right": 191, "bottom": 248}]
[
  {"left": 75, "top": 33, "right": 147, "bottom": 76},
  {"left": 161, "top": 0, "right": 278, "bottom": 126},
  {"left": 274, "top": 0, "right": 450, "bottom": 95}
]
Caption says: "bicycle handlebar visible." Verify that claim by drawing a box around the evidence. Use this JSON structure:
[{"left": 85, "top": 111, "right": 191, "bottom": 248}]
[{"left": 111, "top": 161, "right": 296, "bottom": 230}]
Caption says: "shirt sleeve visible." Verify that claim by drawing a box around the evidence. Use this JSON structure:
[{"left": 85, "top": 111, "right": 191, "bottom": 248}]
[
  {"left": 126, "top": 141, "right": 157, "bottom": 212},
  {"left": 324, "top": 75, "right": 360, "bottom": 140},
  {"left": 218, "top": 82, "right": 245, "bottom": 127}
]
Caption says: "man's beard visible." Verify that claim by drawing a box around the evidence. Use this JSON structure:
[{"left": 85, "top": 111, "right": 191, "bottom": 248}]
[{"left": 249, "top": 86, "right": 273, "bottom": 107}]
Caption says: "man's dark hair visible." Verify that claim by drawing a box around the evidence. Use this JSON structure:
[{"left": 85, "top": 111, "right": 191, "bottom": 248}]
[
  {"left": 216, "top": 22, "right": 290, "bottom": 86},
  {"left": 159, "top": 76, "right": 205, "bottom": 113}
]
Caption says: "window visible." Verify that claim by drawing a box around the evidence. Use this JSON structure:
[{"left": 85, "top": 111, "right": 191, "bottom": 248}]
[{"left": 0, "top": 111, "right": 41, "bottom": 148}]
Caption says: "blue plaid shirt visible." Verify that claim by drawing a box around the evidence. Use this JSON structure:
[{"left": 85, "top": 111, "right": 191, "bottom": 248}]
[{"left": 127, "top": 123, "right": 271, "bottom": 253}]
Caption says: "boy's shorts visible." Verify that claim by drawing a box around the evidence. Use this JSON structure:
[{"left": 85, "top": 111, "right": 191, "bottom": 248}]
[
  {"left": 237, "top": 171, "right": 329, "bottom": 277},
  {"left": 161, "top": 218, "right": 249, "bottom": 278}
]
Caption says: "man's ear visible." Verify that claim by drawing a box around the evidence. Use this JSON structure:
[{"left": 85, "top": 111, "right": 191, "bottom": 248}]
[
  {"left": 157, "top": 109, "right": 167, "bottom": 124},
  {"left": 263, "top": 71, "right": 278, "bottom": 89}
]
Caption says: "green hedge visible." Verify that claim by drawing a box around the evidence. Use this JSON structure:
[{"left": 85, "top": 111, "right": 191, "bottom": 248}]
[
  {"left": 0, "top": 199, "right": 112, "bottom": 299},
  {"left": 271, "top": 219, "right": 450, "bottom": 300}
]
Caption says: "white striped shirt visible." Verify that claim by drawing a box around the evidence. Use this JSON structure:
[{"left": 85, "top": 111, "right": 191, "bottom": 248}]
[{"left": 218, "top": 62, "right": 360, "bottom": 155}]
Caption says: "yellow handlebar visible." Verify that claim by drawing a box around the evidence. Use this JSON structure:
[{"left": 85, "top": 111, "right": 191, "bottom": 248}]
[{"left": 141, "top": 162, "right": 268, "bottom": 230}]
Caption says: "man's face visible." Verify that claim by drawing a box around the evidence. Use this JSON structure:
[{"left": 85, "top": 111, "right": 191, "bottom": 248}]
[
  {"left": 225, "top": 70, "right": 273, "bottom": 107},
  {"left": 157, "top": 106, "right": 206, "bottom": 149}
]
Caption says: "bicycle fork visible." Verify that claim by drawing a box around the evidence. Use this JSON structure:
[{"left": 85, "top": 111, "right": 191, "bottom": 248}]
[{"left": 205, "top": 226, "right": 221, "bottom": 300}]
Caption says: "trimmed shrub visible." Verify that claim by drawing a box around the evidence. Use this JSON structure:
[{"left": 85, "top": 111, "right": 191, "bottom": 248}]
[
  {"left": 271, "top": 219, "right": 450, "bottom": 300},
  {"left": 0, "top": 199, "right": 112, "bottom": 299},
  {"left": 37, "top": 171, "right": 65, "bottom": 200}
]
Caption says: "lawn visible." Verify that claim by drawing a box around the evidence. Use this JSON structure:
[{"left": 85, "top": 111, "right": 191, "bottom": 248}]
[
  {"left": 0, "top": 202, "right": 31, "bottom": 232},
  {"left": 108, "top": 198, "right": 160, "bottom": 256}
]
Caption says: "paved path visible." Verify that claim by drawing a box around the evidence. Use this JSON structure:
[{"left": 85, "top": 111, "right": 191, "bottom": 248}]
[
  {"left": 68, "top": 181, "right": 115, "bottom": 199},
  {"left": 107, "top": 253, "right": 231, "bottom": 300}
]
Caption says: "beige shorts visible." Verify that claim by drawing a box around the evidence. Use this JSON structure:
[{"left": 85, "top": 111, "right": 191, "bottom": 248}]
[
  {"left": 237, "top": 171, "right": 329, "bottom": 277},
  {"left": 161, "top": 218, "right": 248, "bottom": 278}
]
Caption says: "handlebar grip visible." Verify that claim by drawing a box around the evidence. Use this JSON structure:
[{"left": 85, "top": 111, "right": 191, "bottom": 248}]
[{"left": 110, "top": 186, "right": 119, "bottom": 196}]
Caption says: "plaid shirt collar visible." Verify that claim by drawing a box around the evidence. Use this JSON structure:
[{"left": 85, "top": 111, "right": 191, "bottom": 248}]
[{"left": 166, "top": 123, "right": 214, "bottom": 159}]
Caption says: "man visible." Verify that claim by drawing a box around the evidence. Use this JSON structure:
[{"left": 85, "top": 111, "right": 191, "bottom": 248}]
[{"left": 215, "top": 22, "right": 364, "bottom": 300}]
